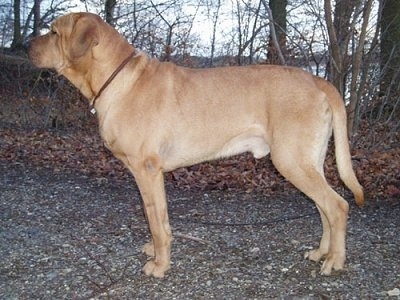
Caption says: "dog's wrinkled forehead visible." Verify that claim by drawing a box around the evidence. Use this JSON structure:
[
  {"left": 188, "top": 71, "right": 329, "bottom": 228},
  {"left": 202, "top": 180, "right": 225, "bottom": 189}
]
[
  {"left": 51, "top": 14, "right": 78, "bottom": 36},
  {"left": 52, "top": 13, "right": 100, "bottom": 60}
]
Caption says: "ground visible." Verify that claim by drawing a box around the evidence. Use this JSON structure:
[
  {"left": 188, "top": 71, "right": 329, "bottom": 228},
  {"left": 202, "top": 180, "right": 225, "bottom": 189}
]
[{"left": 1, "top": 160, "right": 399, "bottom": 299}]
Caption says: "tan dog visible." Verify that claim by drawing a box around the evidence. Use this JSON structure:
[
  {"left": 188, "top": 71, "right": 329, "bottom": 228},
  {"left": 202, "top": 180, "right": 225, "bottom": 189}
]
[{"left": 29, "top": 12, "right": 364, "bottom": 278}]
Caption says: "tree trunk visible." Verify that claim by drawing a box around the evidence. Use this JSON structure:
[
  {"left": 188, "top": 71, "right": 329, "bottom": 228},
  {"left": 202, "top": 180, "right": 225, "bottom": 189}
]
[
  {"left": 11, "top": 0, "right": 22, "bottom": 49},
  {"left": 260, "top": 0, "right": 286, "bottom": 65},
  {"left": 347, "top": 0, "right": 373, "bottom": 137},
  {"left": 266, "top": 0, "right": 287, "bottom": 64},
  {"left": 380, "top": 0, "right": 400, "bottom": 102},
  {"left": 209, "top": 0, "right": 221, "bottom": 67},
  {"left": 105, "top": 0, "right": 117, "bottom": 26},
  {"left": 32, "top": 0, "right": 41, "bottom": 37},
  {"left": 324, "top": 0, "right": 360, "bottom": 97},
  {"left": 269, "top": 0, "right": 287, "bottom": 45}
]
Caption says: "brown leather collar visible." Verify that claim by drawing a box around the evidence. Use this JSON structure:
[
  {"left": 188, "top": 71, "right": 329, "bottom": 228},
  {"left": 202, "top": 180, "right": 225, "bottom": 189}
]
[{"left": 90, "top": 50, "right": 136, "bottom": 114}]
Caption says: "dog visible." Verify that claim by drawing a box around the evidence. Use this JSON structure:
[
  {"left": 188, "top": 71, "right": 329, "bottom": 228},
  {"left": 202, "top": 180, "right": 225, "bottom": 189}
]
[{"left": 29, "top": 12, "right": 364, "bottom": 278}]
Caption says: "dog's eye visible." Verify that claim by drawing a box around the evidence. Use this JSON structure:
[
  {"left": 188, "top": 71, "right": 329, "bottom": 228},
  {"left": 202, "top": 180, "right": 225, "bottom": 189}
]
[{"left": 50, "top": 27, "right": 58, "bottom": 35}]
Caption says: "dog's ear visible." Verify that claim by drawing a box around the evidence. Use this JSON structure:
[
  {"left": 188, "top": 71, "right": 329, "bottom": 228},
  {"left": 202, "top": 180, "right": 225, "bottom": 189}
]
[{"left": 69, "top": 14, "right": 99, "bottom": 59}]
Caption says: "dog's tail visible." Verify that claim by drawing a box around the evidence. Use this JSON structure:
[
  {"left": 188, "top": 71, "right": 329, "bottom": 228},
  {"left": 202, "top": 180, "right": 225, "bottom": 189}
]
[{"left": 315, "top": 77, "right": 364, "bottom": 207}]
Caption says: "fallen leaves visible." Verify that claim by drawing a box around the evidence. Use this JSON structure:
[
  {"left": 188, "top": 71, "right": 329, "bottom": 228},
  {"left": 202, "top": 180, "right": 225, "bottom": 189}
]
[
  {"left": 0, "top": 129, "right": 128, "bottom": 180},
  {"left": 0, "top": 127, "right": 398, "bottom": 201}
]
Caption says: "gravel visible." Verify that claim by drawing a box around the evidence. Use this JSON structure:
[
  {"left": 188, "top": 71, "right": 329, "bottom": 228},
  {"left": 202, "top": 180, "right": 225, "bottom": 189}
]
[{"left": 0, "top": 161, "right": 399, "bottom": 299}]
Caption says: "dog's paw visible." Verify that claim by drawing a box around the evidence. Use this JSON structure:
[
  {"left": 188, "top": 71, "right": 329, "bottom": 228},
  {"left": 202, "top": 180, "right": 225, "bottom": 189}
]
[
  {"left": 142, "top": 241, "right": 155, "bottom": 257},
  {"left": 305, "top": 249, "right": 345, "bottom": 275},
  {"left": 143, "top": 259, "right": 170, "bottom": 278},
  {"left": 304, "top": 249, "right": 325, "bottom": 262},
  {"left": 319, "top": 253, "right": 345, "bottom": 275}
]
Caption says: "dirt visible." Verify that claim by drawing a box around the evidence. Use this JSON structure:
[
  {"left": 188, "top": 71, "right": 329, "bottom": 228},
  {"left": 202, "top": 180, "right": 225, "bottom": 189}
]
[{"left": 0, "top": 160, "right": 399, "bottom": 299}]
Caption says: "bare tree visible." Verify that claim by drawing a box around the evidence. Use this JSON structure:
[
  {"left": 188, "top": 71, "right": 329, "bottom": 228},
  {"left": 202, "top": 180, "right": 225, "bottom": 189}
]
[
  {"left": 347, "top": 0, "right": 374, "bottom": 136},
  {"left": 9, "top": 0, "right": 76, "bottom": 49},
  {"left": 379, "top": 0, "right": 400, "bottom": 121},
  {"left": 324, "top": 0, "right": 376, "bottom": 137},
  {"left": 11, "top": 0, "right": 22, "bottom": 49},
  {"left": 246, "top": 0, "right": 263, "bottom": 64},
  {"left": 232, "top": 0, "right": 268, "bottom": 65},
  {"left": 150, "top": 1, "right": 180, "bottom": 61},
  {"left": 32, "top": 0, "right": 42, "bottom": 37},
  {"left": 208, "top": 0, "right": 221, "bottom": 66},
  {"left": 149, "top": 0, "right": 199, "bottom": 62},
  {"left": 105, "top": 0, "right": 117, "bottom": 26},
  {"left": 324, "top": 0, "right": 360, "bottom": 96},
  {"left": 265, "top": 0, "right": 287, "bottom": 64}
]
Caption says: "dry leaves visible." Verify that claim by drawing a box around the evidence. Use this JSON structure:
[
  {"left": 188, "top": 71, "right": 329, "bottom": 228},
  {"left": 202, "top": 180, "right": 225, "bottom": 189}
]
[{"left": 1, "top": 127, "right": 398, "bottom": 200}]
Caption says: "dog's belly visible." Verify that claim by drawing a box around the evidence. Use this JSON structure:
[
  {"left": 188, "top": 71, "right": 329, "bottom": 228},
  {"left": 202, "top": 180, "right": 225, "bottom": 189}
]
[
  {"left": 161, "top": 124, "right": 270, "bottom": 171},
  {"left": 216, "top": 134, "right": 270, "bottom": 159}
]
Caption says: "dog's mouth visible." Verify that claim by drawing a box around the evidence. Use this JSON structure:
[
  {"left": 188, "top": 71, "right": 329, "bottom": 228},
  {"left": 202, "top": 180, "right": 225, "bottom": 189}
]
[
  {"left": 28, "top": 36, "right": 57, "bottom": 69},
  {"left": 27, "top": 39, "right": 44, "bottom": 68},
  {"left": 28, "top": 50, "right": 40, "bottom": 67}
]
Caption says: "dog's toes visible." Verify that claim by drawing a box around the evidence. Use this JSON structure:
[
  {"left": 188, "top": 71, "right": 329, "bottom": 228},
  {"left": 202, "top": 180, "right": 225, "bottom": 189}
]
[
  {"left": 305, "top": 249, "right": 345, "bottom": 276},
  {"left": 143, "top": 259, "right": 169, "bottom": 278},
  {"left": 142, "top": 241, "right": 155, "bottom": 257},
  {"left": 304, "top": 249, "right": 324, "bottom": 262},
  {"left": 320, "top": 253, "right": 345, "bottom": 276}
]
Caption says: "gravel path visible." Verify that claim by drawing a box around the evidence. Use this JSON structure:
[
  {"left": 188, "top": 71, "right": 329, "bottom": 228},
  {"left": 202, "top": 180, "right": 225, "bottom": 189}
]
[{"left": 1, "top": 162, "right": 399, "bottom": 299}]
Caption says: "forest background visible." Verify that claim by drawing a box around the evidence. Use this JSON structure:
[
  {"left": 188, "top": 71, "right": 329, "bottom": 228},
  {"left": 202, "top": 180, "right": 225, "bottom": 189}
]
[{"left": 0, "top": 0, "right": 399, "bottom": 200}]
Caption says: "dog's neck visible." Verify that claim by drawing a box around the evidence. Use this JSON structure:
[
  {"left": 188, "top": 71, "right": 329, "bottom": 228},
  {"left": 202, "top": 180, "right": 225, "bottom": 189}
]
[
  {"left": 89, "top": 50, "right": 136, "bottom": 114},
  {"left": 60, "top": 41, "right": 136, "bottom": 108}
]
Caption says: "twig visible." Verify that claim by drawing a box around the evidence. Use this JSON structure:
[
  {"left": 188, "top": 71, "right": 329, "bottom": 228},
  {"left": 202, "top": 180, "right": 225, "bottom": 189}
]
[{"left": 174, "top": 233, "right": 212, "bottom": 245}]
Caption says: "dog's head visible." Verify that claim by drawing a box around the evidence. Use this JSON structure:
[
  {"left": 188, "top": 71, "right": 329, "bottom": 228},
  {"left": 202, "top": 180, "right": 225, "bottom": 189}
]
[
  {"left": 28, "top": 12, "right": 135, "bottom": 99},
  {"left": 29, "top": 12, "right": 100, "bottom": 71}
]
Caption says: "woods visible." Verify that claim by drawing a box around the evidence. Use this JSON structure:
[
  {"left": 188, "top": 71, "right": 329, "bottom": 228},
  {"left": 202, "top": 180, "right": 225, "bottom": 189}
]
[{"left": 1, "top": 0, "right": 398, "bottom": 138}]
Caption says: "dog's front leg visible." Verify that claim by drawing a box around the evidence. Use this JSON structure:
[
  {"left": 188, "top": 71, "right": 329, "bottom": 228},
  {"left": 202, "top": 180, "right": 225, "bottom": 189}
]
[{"left": 131, "top": 155, "right": 172, "bottom": 278}]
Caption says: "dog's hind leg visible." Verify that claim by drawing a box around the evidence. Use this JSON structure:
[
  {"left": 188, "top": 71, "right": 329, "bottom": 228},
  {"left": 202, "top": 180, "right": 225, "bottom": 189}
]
[
  {"left": 129, "top": 155, "right": 172, "bottom": 278},
  {"left": 271, "top": 149, "right": 349, "bottom": 275},
  {"left": 305, "top": 205, "right": 330, "bottom": 262}
]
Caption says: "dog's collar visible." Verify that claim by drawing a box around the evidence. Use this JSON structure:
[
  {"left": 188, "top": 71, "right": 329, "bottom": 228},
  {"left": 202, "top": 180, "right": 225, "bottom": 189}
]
[{"left": 90, "top": 50, "right": 136, "bottom": 114}]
